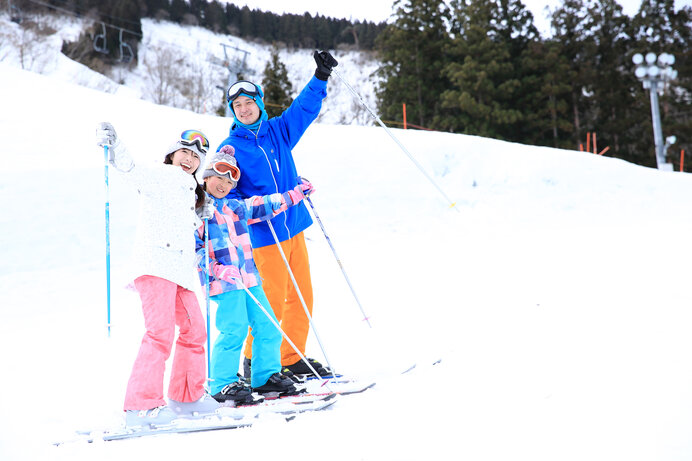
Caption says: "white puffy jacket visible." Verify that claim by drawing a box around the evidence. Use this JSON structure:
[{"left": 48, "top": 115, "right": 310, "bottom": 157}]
[{"left": 110, "top": 141, "right": 202, "bottom": 292}]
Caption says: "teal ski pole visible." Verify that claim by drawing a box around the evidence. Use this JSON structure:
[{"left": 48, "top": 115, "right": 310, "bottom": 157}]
[
  {"left": 204, "top": 218, "right": 212, "bottom": 383},
  {"left": 104, "top": 144, "right": 111, "bottom": 337}
]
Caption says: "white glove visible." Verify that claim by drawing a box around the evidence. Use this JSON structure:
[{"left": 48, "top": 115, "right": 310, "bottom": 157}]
[
  {"left": 97, "top": 122, "right": 133, "bottom": 172},
  {"left": 96, "top": 122, "right": 118, "bottom": 148},
  {"left": 197, "top": 195, "right": 215, "bottom": 220}
]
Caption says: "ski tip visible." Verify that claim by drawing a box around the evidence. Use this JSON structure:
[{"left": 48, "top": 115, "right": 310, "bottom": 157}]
[{"left": 401, "top": 364, "right": 417, "bottom": 374}]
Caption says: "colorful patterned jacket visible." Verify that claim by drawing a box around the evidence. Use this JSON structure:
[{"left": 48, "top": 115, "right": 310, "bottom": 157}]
[{"left": 195, "top": 186, "right": 304, "bottom": 296}]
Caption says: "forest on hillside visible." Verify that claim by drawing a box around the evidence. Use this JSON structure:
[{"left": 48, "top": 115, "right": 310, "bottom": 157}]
[
  {"left": 7, "top": 0, "right": 692, "bottom": 169},
  {"left": 10, "top": 0, "right": 384, "bottom": 51},
  {"left": 378, "top": 0, "right": 692, "bottom": 169}
]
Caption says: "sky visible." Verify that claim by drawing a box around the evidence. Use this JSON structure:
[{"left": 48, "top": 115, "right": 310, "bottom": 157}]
[{"left": 221, "top": 0, "right": 691, "bottom": 37}]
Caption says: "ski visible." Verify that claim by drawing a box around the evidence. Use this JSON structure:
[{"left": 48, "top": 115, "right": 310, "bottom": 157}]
[
  {"left": 295, "top": 372, "right": 345, "bottom": 382},
  {"left": 302, "top": 378, "right": 376, "bottom": 396},
  {"left": 55, "top": 393, "right": 336, "bottom": 445},
  {"left": 101, "top": 418, "right": 252, "bottom": 441},
  {"left": 102, "top": 396, "right": 336, "bottom": 442}
]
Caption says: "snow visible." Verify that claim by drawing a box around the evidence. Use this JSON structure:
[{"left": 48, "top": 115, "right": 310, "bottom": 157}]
[
  {"left": 2, "top": 13, "right": 692, "bottom": 461},
  {"left": 0, "top": 13, "right": 379, "bottom": 125}
]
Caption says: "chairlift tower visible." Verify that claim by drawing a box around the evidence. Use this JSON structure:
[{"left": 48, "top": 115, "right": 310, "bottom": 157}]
[{"left": 208, "top": 43, "right": 251, "bottom": 117}]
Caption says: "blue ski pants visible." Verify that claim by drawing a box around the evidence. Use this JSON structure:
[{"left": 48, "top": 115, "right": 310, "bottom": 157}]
[{"left": 209, "top": 285, "right": 281, "bottom": 393}]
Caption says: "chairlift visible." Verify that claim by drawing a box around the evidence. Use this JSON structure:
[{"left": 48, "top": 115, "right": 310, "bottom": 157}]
[
  {"left": 118, "top": 28, "right": 133, "bottom": 64},
  {"left": 9, "top": 1, "right": 22, "bottom": 23},
  {"left": 93, "top": 22, "right": 108, "bottom": 54}
]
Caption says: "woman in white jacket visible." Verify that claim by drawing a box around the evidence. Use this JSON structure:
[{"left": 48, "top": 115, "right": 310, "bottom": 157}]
[{"left": 96, "top": 123, "right": 218, "bottom": 427}]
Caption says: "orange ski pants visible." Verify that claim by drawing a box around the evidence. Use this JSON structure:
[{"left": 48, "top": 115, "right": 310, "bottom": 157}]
[{"left": 244, "top": 232, "right": 313, "bottom": 366}]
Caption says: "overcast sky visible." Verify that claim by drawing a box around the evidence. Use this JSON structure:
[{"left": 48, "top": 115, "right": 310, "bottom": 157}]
[{"left": 220, "top": 0, "right": 690, "bottom": 37}]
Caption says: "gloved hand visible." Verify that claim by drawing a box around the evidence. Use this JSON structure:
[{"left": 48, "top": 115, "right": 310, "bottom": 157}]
[
  {"left": 96, "top": 122, "right": 133, "bottom": 171},
  {"left": 96, "top": 122, "right": 118, "bottom": 148},
  {"left": 313, "top": 50, "right": 338, "bottom": 81},
  {"left": 197, "top": 195, "right": 215, "bottom": 220},
  {"left": 298, "top": 176, "right": 314, "bottom": 196},
  {"left": 213, "top": 263, "right": 241, "bottom": 283}
]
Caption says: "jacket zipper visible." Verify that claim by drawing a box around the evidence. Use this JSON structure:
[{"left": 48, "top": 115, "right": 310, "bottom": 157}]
[{"left": 251, "top": 128, "right": 291, "bottom": 240}]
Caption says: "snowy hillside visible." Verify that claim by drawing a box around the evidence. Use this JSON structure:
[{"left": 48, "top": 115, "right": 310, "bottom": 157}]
[
  {"left": 3, "top": 18, "right": 692, "bottom": 461},
  {"left": 0, "top": 12, "right": 379, "bottom": 125}
]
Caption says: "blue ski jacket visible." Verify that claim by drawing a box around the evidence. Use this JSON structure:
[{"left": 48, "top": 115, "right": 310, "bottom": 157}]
[{"left": 217, "top": 76, "right": 327, "bottom": 248}]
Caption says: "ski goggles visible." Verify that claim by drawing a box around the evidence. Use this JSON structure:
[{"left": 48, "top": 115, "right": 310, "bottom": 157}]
[
  {"left": 227, "top": 80, "right": 262, "bottom": 102},
  {"left": 211, "top": 160, "right": 241, "bottom": 181},
  {"left": 180, "top": 130, "right": 209, "bottom": 154}
]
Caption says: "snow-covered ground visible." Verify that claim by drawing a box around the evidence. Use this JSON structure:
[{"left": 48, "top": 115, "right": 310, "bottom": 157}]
[{"left": 2, "top": 13, "right": 692, "bottom": 461}]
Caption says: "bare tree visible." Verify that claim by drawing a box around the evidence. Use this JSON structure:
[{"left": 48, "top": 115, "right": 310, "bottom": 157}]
[
  {"left": 179, "top": 56, "right": 221, "bottom": 114},
  {"left": 14, "top": 23, "right": 51, "bottom": 72},
  {"left": 0, "top": 27, "right": 9, "bottom": 62},
  {"left": 141, "top": 43, "right": 185, "bottom": 106}
]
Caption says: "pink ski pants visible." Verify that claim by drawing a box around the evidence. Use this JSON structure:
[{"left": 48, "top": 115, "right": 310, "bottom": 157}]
[{"left": 123, "top": 275, "right": 206, "bottom": 411}]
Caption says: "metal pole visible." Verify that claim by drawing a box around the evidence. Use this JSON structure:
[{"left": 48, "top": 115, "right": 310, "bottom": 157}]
[
  {"left": 305, "top": 196, "right": 372, "bottom": 327},
  {"left": 266, "top": 220, "right": 336, "bottom": 377},
  {"left": 648, "top": 81, "right": 665, "bottom": 169},
  {"left": 103, "top": 145, "right": 111, "bottom": 337},
  {"left": 332, "top": 68, "right": 458, "bottom": 211},
  {"left": 236, "top": 279, "right": 331, "bottom": 388}
]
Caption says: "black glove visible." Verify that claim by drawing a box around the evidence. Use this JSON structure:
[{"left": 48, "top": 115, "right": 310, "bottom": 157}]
[{"left": 313, "top": 50, "right": 338, "bottom": 81}]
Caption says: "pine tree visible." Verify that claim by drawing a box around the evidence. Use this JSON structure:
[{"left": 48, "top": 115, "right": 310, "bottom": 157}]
[
  {"left": 261, "top": 45, "right": 294, "bottom": 118},
  {"left": 438, "top": 0, "right": 523, "bottom": 139},
  {"left": 584, "top": 0, "right": 641, "bottom": 163},
  {"left": 524, "top": 39, "right": 574, "bottom": 148},
  {"left": 203, "top": 1, "right": 227, "bottom": 32},
  {"left": 495, "top": 0, "right": 545, "bottom": 144},
  {"left": 549, "top": 0, "right": 596, "bottom": 148},
  {"left": 375, "top": 0, "right": 452, "bottom": 128},
  {"left": 169, "top": 0, "right": 188, "bottom": 23},
  {"left": 238, "top": 6, "right": 253, "bottom": 38}
]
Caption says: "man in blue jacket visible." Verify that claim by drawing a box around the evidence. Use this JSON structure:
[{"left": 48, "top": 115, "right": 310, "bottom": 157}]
[{"left": 217, "top": 50, "right": 338, "bottom": 379}]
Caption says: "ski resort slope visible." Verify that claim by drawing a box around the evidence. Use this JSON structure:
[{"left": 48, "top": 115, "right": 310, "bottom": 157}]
[{"left": 2, "top": 61, "right": 692, "bottom": 461}]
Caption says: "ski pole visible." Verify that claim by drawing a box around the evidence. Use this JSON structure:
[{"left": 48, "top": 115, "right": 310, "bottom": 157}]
[
  {"left": 103, "top": 144, "right": 111, "bottom": 337},
  {"left": 331, "top": 68, "right": 458, "bottom": 212},
  {"left": 266, "top": 220, "right": 336, "bottom": 377},
  {"left": 304, "top": 194, "right": 372, "bottom": 328},
  {"left": 235, "top": 278, "right": 332, "bottom": 389},
  {"left": 204, "top": 218, "right": 212, "bottom": 383}
]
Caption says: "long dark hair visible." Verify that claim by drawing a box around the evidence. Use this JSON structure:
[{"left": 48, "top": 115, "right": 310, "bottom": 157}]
[{"left": 164, "top": 153, "right": 206, "bottom": 208}]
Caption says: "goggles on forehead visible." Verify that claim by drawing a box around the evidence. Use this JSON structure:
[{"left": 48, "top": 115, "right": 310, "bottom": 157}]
[
  {"left": 180, "top": 130, "right": 209, "bottom": 154},
  {"left": 227, "top": 80, "right": 262, "bottom": 102},
  {"left": 212, "top": 161, "right": 241, "bottom": 181}
]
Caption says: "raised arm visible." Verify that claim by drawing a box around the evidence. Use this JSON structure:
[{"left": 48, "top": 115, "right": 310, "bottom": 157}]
[{"left": 246, "top": 178, "right": 314, "bottom": 224}]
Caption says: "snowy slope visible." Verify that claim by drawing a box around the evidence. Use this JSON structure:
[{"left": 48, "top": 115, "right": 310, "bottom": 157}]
[
  {"left": 2, "top": 28, "right": 692, "bottom": 461},
  {"left": 0, "top": 13, "right": 379, "bottom": 125}
]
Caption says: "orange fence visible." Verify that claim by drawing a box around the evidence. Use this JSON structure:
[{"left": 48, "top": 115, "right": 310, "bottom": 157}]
[{"left": 579, "top": 132, "right": 609, "bottom": 156}]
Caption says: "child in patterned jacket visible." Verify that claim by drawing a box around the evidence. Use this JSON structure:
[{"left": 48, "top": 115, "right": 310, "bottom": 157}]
[{"left": 195, "top": 145, "right": 313, "bottom": 403}]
